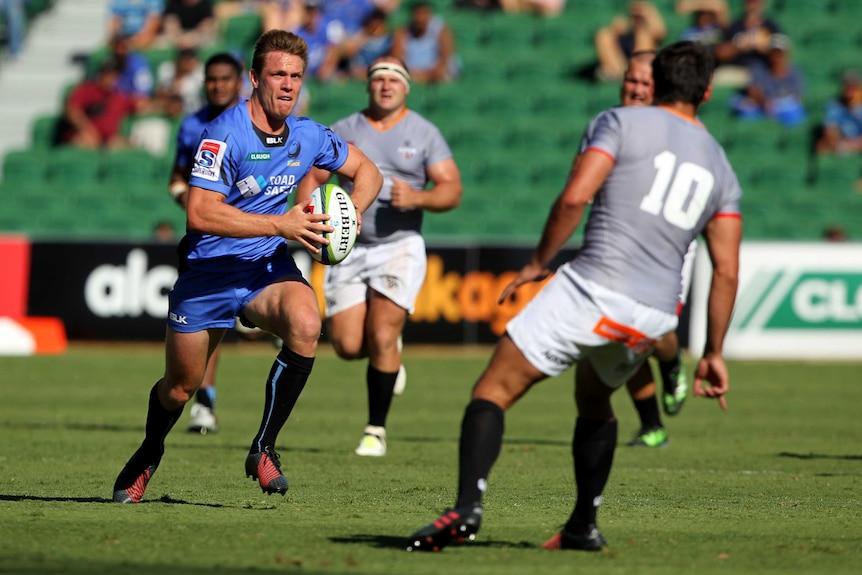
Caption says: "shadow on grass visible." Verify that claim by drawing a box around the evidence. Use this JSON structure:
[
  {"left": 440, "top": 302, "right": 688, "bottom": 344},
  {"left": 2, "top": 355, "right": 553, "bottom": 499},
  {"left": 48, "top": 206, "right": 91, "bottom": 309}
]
[
  {"left": 0, "top": 420, "right": 142, "bottom": 433},
  {"left": 0, "top": 563, "right": 333, "bottom": 575},
  {"left": 0, "top": 493, "right": 224, "bottom": 507},
  {"left": 778, "top": 452, "right": 862, "bottom": 461},
  {"left": 401, "top": 436, "right": 568, "bottom": 448},
  {"left": 329, "top": 533, "right": 536, "bottom": 550}
]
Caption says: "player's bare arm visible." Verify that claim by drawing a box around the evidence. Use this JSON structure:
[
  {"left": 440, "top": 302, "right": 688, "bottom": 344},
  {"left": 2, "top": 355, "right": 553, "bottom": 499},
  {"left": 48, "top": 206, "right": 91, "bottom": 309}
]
[
  {"left": 295, "top": 166, "right": 332, "bottom": 206},
  {"left": 498, "top": 150, "right": 613, "bottom": 303},
  {"left": 694, "top": 214, "right": 742, "bottom": 410},
  {"left": 390, "top": 158, "right": 462, "bottom": 212},
  {"left": 186, "top": 185, "right": 333, "bottom": 251},
  {"left": 332, "top": 143, "right": 383, "bottom": 213}
]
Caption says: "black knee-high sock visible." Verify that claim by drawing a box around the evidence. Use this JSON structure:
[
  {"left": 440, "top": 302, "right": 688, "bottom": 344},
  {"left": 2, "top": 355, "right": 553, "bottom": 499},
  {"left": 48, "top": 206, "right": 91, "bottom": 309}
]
[
  {"left": 249, "top": 346, "right": 314, "bottom": 453},
  {"left": 566, "top": 418, "right": 618, "bottom": 532},
  {"left": 367, "top": 364, "right": 398, "bottom": 427},
  {"left": 456, "top": 399, "right": 505, "bottom": 508},
  {"left": 141, "top": 381, "right": 184, "bottom": 459},
  {"left": 632, "top": 396, "right": 662, "bottom": 430}
]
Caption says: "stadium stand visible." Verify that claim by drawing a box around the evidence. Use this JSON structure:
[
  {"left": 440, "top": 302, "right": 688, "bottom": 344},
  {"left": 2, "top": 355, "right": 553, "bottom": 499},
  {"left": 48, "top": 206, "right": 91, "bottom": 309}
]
[{"left": 0, "top": 0, "right": 860, "bottom": 241}]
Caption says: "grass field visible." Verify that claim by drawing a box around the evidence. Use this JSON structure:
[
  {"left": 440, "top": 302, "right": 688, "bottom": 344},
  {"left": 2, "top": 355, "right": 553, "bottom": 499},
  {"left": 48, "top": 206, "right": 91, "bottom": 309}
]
[{"left": 1, "top": 342, "right": 860, "bottom": 575}]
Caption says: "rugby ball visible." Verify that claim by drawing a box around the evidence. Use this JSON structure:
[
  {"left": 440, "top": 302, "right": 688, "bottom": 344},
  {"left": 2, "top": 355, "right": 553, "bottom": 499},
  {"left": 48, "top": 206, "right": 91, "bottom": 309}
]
[{"left": 304, "top": 183, "right": 358, "bottom": 265}]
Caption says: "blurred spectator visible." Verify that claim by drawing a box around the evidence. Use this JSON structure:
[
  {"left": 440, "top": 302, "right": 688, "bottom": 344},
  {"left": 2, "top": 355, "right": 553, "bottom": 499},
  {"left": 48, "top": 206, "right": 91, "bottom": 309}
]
[
  {"left": 391, "top": 1, "right": 460, "bottom": 84},
  {"left": 260, "top": 0, "right": 306, "bottom": 30},
  {"left": 214, "top": 0, "right": 305, "bottom": 31},
  {"left": 1, "top": 0, "right": 29, "bottom": 60},
  {"left": 109, "top": 33, "right": 155, "bottom": 101},
  {"left": 320, "top": 0, "right": 376, "bottom": 47},
  {"left": 155, "top": 47, "right": 205, "bottom": 115},
  {"left": 153, "top": 220, "right": 178, "bottom": 242},
  {"left": 593, "top": 1, "right": 666, "bottom": 82},
  {"left": 676, "top": 0, "right": 728, "bottom": 48},
  {"left": 340, "top": 8, "right": 392, "bottom": 80},
  {"left": 159, "top": 0, "right": 217, "bottom": 49},
  {"left": 729, "top": 33, "right": 805, "bottom": 127},
  {"left": 713, "top": 0, "right": 782, "bottom": 87},
  {"left": 815, "top": 70, "right": 862, "bottom": 156},
  {"left": 58, "top": 57, "right": 142, "bottom": 149},
  {"left": 108, "top": 0, "right": 164, "bottom": 50},
  {"left": 291, "top": 0, "right": 340, "bottom": 81},
  {"left": 498, "top": 0, "right": 564, "bottom": 17},
  {"left": 823, "top": 225, "right": 848, "bottom": 242}
]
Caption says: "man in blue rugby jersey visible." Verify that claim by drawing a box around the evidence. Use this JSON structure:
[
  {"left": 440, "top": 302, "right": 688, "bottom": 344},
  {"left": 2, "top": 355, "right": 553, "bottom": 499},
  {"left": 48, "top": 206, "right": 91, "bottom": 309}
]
[{"left": 113, "top": 30, "right": 383, "bottom": 503}]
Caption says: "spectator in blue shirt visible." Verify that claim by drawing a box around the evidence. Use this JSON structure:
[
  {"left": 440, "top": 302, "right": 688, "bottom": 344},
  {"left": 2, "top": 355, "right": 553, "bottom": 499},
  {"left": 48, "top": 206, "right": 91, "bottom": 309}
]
[
  {"left": 108, "top": 0, "right": 164, "bottom": 50},
  {"left": 109, "top": 33, "right": 155, "bottom": 100},
  {"left": 816, "top": 70, "right": 862, "bottom": 155},
  {"left": 730, "top": 33, "right": 805, "bottom": 127}
]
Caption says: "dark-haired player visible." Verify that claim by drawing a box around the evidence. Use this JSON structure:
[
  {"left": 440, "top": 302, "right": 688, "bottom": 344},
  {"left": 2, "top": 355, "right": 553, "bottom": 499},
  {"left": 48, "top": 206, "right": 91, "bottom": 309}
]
[
  {"left": 112, "top": 30, "right": 382, "bottom": 503},
  {"left": 298, "top": 56, "right": 462, "bottom": 457},
  {"left": 586, "top": 49, "right": 693, "bottom": 448},
  {"left": 406, "top": 40, "right": 741, "bottom": 552}
]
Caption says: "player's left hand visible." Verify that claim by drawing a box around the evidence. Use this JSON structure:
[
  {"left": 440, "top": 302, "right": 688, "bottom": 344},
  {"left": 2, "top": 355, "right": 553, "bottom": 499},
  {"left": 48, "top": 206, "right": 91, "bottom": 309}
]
[
  {"left": 390, "top": 177, "right": 419, "bottom": 210},
  {"left": 497, "top": 261, "right": 551, "bottom": 304},
  {"left": 284, "top": 199, "right": 333, "bottom": 253},
  {"left": 692, "top": 352, "right": 729, "bottom": 410}
]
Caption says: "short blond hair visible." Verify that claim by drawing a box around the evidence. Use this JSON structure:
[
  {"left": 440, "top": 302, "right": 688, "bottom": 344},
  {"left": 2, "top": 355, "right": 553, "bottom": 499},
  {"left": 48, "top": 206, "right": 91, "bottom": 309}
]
[{"left": 251, "top": 30, "right": 308, "bottom": 76}]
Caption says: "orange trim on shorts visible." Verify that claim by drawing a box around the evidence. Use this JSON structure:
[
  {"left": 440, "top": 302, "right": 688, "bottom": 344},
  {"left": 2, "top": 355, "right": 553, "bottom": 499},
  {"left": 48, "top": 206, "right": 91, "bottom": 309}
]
[{"left": 593, "top": 316, "right": 655, "bottom": 354}]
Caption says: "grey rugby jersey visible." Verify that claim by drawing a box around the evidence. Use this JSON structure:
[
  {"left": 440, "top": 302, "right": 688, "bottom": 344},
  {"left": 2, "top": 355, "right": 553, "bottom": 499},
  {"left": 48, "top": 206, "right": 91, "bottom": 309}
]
[
  {"left": 569, "top": 105, "right": 742, "bottom": 314},
  {"left": 330, "top": 109, "right": 452, "bottom": 245}
]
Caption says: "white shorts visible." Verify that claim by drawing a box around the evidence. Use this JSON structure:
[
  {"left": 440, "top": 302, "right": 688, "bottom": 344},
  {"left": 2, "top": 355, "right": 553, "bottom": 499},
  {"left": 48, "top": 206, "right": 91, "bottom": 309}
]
[
  {"left": 507, "top": 266, "right": 678, "bottom": 388},
  {"left": 323, "top": 234, "right": 427, "bottom": 318}
]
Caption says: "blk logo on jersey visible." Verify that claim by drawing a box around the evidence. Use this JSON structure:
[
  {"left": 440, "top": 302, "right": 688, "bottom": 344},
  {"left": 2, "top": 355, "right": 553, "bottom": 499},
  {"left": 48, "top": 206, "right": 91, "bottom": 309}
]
[
  {"left": 192, "top": 139, "right": 226, "bottom": 181},
  {"left": 265, "top": 136, "right": 285, "bottom": 146}
]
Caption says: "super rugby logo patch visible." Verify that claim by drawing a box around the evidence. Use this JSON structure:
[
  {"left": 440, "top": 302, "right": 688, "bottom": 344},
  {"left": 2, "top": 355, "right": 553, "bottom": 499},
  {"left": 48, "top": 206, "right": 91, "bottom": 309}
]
[{"left": 192, "top": 139, "right": 227, "bottom": 181}]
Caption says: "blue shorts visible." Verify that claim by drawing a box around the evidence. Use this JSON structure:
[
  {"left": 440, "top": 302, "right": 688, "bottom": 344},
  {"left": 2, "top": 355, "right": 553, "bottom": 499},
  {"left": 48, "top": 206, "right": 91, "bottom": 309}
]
[{"left": 167, "top": 245, "right": 307, "bottom": 333}]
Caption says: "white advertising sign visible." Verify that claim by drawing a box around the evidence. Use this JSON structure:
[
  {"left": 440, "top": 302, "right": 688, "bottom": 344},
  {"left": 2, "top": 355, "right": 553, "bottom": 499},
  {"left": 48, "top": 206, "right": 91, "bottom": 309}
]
[{"left": 689, "top": 241, "right": 862, "bottom": 360}]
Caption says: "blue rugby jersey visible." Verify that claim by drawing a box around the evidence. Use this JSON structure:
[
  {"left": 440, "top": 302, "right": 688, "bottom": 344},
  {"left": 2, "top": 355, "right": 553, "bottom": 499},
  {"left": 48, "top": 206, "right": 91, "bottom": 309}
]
[{"left": 186, "top": 100, "right": 348, "bottom": 267}]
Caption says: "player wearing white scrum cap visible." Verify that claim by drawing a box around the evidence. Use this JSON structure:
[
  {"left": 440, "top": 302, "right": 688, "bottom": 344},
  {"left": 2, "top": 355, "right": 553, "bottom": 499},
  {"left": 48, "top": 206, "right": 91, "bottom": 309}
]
[{"left": 297, "top": 55, "right": 462, "bottom": 457}]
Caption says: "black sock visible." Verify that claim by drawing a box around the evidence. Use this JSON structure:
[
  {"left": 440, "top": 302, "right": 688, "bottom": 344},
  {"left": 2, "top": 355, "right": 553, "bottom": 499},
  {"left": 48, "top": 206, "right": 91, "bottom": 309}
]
[
  {"left": 632, "top": 396, "right": 662, "bottom": 430},
  {"left": 366, "top": 364, "right": 398, "bottom": 428},
  {"left": 456, "top": 399, "right": 504, "bottom": 508},
  {"left": 249, "top": 346, "right": 314, "bottom": 453},
  {"left": 141, "top": 381, "right": 184, "bottom": 459},
  {"left": 658, "top": 352, "right": 682, "bottom": 393},
  {"left": 195, "top": 386, "right": 215, "bottom": 410},
  {"left": 566, "top": 418, "right": 618, "bottom": 532}
]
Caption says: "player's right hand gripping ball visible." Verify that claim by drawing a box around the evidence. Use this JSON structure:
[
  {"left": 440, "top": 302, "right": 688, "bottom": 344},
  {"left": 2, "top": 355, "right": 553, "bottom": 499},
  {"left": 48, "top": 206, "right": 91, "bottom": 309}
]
[{"left": 304, "top": 183, "right": 358, "bottom": 265}]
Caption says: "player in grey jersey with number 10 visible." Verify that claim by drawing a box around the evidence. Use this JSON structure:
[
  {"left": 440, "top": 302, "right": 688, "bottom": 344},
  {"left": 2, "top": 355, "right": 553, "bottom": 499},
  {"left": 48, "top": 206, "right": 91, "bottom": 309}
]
[{"left": 406, "top": 40, "right": 742, "bottom": 553}]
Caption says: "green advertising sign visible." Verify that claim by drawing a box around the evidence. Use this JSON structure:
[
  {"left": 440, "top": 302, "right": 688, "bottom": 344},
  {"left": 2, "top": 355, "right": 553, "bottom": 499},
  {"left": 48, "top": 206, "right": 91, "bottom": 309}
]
[{"left": 735, "top": 271, "right": 862, "bottom": 331}]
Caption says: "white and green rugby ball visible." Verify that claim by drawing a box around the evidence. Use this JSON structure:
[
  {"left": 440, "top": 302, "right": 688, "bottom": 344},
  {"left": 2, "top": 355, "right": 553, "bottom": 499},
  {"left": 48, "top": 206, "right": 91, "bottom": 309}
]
[{"left": 305, "top": 183, "right": 358, "bottom": 265}]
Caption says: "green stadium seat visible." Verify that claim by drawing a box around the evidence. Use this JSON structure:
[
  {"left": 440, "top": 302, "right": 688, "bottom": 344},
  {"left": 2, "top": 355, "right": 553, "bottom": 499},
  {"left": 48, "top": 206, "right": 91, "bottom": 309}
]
[
  {"left": 30, "top": 114, "right": 61, "bottom": 148},
  {"left": 810, "top": 155, "right": 860, "bottom": 191},
  {"left": 49, "top": 147, "right": 102, "bottom": 186},
  {"left": 141, "top": 47, "right": 179, "bottom": 77},
  {"left": 220, "top": 12, "right": 262, "bottom": 51},
  {"left": 102, "top": 148, "right": 159, "bottom": 186},
  {"left": 2, "top": 148, "right": 51, "bottom": 185}
]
